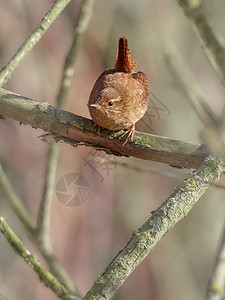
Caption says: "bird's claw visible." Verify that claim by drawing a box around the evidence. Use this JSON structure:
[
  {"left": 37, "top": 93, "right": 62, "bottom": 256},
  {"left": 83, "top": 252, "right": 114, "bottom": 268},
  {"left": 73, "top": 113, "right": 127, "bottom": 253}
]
[{"left": 122, "top": 124, "right": 135, "bottom": 146}]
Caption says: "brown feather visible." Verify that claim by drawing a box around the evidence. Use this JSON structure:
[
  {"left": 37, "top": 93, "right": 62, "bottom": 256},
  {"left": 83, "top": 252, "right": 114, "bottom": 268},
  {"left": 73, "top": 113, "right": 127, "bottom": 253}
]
[{"left": 114, "top": 37, "right": 136, "bottom": 73}]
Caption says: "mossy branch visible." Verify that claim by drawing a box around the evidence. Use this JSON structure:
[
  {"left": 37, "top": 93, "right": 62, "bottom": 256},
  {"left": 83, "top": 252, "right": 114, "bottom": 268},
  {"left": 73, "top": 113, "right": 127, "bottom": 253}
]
[
  {"left": 0, "top": 88, "right": 211, "bottom": 169},
  {"left": 207, "top": 225, "right": 225, "bottom": 300},
  {"left": 84, "top": 154, "right": 224, "bottom": 299},
  {"left": 0, "top": 163, "right": 81, "bottom": 297},
  {"left": 0, "top": 217, "right": 81, "bottom": 300}
]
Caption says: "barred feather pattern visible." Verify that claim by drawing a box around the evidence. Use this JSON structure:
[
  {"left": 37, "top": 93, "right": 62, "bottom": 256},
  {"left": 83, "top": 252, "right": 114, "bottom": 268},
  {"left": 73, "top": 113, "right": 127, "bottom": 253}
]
[
  {"left": 114, "top": 37, "right": 136, "bottom": 73},
  {"left": 132, "top": 71, "right": 149, "bottom": 109}
]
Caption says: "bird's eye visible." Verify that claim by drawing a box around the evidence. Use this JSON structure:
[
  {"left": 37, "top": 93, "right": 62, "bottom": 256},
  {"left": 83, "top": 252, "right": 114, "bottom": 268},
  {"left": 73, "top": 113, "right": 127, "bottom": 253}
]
[{"left": 108, "top": 101, "right": 113, "bottom": 106}]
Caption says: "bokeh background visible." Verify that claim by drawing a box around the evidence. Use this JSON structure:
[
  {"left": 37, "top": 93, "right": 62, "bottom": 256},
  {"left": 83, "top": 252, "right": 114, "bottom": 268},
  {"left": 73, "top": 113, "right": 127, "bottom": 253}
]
[{"left": 0, "top": 0, "right": 225, "bottom": 299}]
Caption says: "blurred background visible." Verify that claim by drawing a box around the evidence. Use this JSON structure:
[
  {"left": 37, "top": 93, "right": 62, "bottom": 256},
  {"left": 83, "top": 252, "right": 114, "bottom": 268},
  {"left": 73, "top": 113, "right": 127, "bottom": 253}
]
[{"left": 0, "top": 0, "right": 225, "bottom": 299}]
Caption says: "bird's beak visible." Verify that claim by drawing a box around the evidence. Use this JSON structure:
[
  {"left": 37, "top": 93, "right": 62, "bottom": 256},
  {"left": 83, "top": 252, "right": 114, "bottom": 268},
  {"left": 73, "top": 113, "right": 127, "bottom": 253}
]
[{"left": 89, "top": 103, "right": 101, "bottom": 109}]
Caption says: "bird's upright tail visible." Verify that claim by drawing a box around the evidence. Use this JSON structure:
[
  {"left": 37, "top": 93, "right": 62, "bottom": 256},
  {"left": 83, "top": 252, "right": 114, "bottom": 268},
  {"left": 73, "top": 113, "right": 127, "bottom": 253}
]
[{"left": 114, "top": 37, "right": 136, "bottom": 73}]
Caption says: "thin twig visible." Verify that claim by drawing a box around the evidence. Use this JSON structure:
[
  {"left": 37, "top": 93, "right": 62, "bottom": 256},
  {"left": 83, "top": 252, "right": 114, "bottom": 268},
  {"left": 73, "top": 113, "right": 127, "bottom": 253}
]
[
  {"left": 165, "top": 46, "right": 225, "bottom": 160},
  {"left": 36, "top": 0, "right": 94, "bottom": 239},
  {"left": 207, "top": 224, "right": 225, "bottom": 300},
  {"left": 0, "top": 165, "right": 34, "bottom": 233},
  {"left": 35, "top": 0, "right": 94, "bottom": 292},
  {"left": 0, "top": 88, "right": 212, "bottom": 169},
  {"left": 93, "top": 156, "right": 178, "bottom": 178},
  {"left": 165, "top": 46, "right": 218, "bottom": 127},
  {"left": 57, "top": 0, "right": 94, "bottom": 109},
  {"left": 0, "top": 0, "right": 72, "bottom": 87},
  {"left": 176, "top": 0, "right": 225, "bottom": 85},
  {"left": 0, "top": 217, "right": 80, "bottom": 300},
  {"left": 94, "top": 157, "right": 225, "bottom": 189},
  {"left": 0, "top": 0, "right": 94, "bottom": 293},
  {"left": 33, "top": 235, "right": 81, "bottom": 298},
  {"left": 84, "top": 154, "right": 224, "bottom": 299},
  {"left": 0, "top": 163, "right": 81, "bottom": 296},
  {"left": 35, "top": 141, "right": 59, "bottom": 243}
]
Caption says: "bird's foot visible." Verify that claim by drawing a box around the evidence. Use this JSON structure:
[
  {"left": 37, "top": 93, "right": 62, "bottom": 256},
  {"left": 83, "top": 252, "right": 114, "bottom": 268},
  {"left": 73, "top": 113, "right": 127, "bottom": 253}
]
[
  {"left": 93, "top": 123, "right": 101, "bottom": 135},
  {"left": 122, "top": 124, "right": 135, "bottom": 146}
]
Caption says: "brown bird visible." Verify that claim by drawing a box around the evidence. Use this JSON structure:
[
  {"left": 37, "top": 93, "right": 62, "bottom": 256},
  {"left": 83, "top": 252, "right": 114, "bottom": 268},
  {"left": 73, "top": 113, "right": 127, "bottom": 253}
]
[{"left": 88, "top": 36, "right": 148, "bottom": 145}]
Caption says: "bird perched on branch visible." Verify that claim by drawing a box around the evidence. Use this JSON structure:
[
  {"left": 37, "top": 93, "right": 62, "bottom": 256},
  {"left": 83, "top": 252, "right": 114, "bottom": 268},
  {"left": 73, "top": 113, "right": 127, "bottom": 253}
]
[{"left": 88, "top": 36, "right": 148, "bottom": 145}]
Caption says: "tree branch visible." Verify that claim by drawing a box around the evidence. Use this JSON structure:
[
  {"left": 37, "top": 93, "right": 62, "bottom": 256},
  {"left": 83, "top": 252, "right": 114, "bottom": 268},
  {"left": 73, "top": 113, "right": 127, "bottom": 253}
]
[
  {"left": 207, "top": 224, "right": 225, "bottom": 300},
  {"left": 165, "top": 46, "right": 218, "bottom": 128},
  {"left": 0, "top": 164, "right": 34, "bottom": 233},
  {"left": 84, "top": 154, "right": 224, "bottom": 299},
  {"left": 35, "top": 140, "right": 58, "bottom": 242},
  {"left": 176, "top": 0, "right": 225, "bottom": 85},
  {"left": 34, "top": 0, "right": 94, "bottom": 293},
  {"left": 0, "top": 0, "right": 72, "bottom": 87},
  {"left": 35, "top": 0, "right": 94, "bottom": 250},
  {"left": 95, "top": 157, "right": 225, "bottom": 189},
  {"left": 165, "top": 46, "right": 225, "bottom": 159},
  {"left": 0, "top": 163, "right": 81, "bottom": 296},
  {"left": 0, "top": 217, "right": 80, "bottom": 300},
  {"left": 56, "top": 0, "right": 94, "bottom": 109},
  {"left": 0, "top": 88, "right": 211, "bottom": 169}
]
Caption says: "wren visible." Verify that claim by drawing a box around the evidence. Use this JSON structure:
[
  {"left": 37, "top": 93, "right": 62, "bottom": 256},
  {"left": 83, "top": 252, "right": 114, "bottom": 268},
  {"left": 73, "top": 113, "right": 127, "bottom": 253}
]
[{"left": 88, "top": 36, "right": 148, "bottom": 145}]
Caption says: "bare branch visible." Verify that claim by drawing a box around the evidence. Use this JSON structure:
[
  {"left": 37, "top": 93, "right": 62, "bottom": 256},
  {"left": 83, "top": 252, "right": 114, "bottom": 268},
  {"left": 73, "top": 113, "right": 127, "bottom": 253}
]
[
  {"left": 84, "top": 154, "right": 224, "bottom": 299},
  {"left": 35, "top": 0, "right": 94, "bottom": 251},
  {"left": 0, "top": 162, "right": 81, "bottom": 296},
  {"left": 97, "top": 157, "right": 225, "bottom": 189},
  {"left": 0, "top": 217, "right": 81, "bottom": 300},
  {"left": 207, "top": 225, "right": 225, "bottom": 300},
  {"left": 165, "top": 46, "right": 218, "bottom": 128},
  {"left": 34, "top": 1, "right": 94, "bottom": 293},
  {"left": 176, "top": 0, "right": 225, "bottom": 85},
  {"left": 0, "top": 88, "right": 211, "bottom": 169},
  {"left": 35, "top": 141, "right": 58, "bottom": 242},
  {"left": 0, "top": 164, "right": 34, "bottom": 233},
  {"left": 57, "top": 0, "right": 94, "bottom": 109},
  {"left": 0, "top": 0, "right": 72, "bottom": 87},
  {"left": 165, "top": 46, "right": 225, "bottom": 160}
]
